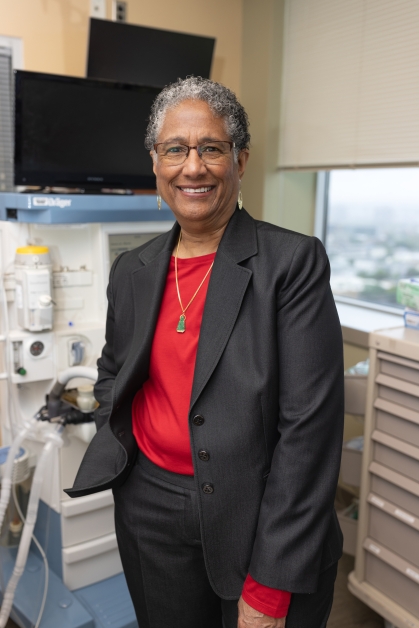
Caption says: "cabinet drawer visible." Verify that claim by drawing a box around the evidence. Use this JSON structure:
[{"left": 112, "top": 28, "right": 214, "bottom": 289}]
[
  {"left": 365, "top": 550, "right": 419, "bottom": 619},
  {"left": 62, "top": 533, "right": 122, "bottom": 591},
  {"left": 378, "top": 385, "right": 419, "bottom": 412},
  {"left": 379, "top": 353, "right": 419, "bottom": 386},
  {"left": 61, "top": 490, "right": 115, "bottom": 548},
  {"left": 376, "top": 408, "right": 419, "bottom": 448},
  {"left": 374, "top": 442, "right": 419, "bottom": 482},
  {"left": 369, "top": 503, "right": 419, "bottom": 568},
  {"left": 371, "top": 472, "right": 419, "bottom": 519},
  {"left": 372, "top": 431, "right": 419, "bottom": 483}
]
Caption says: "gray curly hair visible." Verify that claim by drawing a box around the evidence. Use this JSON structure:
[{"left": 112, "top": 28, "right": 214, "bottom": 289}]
[{"left": 145, "top": 76, "right": 250, "bottom": 156}]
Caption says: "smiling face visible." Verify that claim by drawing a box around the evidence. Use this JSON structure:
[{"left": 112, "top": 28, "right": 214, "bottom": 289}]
[{"left": 151, "top": 100, "right": 249, "bottom": 231}]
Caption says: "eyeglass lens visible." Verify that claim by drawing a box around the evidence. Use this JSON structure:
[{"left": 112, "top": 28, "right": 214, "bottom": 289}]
[{"left": 156, "top": 141, "right": 232, "bottom": 164}]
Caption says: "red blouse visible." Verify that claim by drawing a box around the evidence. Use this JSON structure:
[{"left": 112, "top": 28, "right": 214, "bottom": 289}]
[{"left": 132, "top": 253, "right": 291, "bottom": 618}]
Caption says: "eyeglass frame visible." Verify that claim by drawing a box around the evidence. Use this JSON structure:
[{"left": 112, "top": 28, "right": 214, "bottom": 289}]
[{"left": 153, "top": 140, "right": 236, "bottom": 164}]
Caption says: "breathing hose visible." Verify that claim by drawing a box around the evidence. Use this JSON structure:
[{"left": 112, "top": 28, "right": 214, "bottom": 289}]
[
  {"left": 0, "top": 425, "right": 64, "bottom": 628},
  {"left": 0, "top": 419, "right": 37, "bottom": 534},
  {"left": 47, "top": 366, "right": 98, "bottom": 419},
  {"left": 0, "top": 367, "right": 97, "bottom": 626}
]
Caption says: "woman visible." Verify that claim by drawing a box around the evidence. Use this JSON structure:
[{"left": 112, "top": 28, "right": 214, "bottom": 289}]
[{"left": 66, "top": 77, "right": 344, "bottom": 628}]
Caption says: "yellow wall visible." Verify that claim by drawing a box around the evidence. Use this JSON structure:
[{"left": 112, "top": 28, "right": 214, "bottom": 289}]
[
  {"left": 241, "top": 0, "right": 282, "bottom": 222},
  {"left": 0, "top": 0, "right": 91, "bottom": 77},
  {"left": 124, "top": 1, "right": 242, "bottom": 95},
  {"left": 241, "top": 0, "right": 316, "bottom": 231},
  {"left": 0, "top": 0, "right": 242, "bottom": 94}
]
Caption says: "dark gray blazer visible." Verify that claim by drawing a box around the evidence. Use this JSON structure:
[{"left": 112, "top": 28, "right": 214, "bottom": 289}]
[{"left": 65, "top": 208, "right": 344, "bottom": 599}]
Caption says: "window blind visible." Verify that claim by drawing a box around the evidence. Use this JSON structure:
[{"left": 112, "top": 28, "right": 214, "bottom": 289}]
[
  {"left": 278, "top": 0, "right": 419, "bottom": 169},
  {"left": 0, "top": 46, "right": 13, "bottom": 191}
]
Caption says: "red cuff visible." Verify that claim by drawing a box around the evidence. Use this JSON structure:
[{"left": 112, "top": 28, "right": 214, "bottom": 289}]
[{"left": 242, "top": 574, "right": 291, "bottom": 618}]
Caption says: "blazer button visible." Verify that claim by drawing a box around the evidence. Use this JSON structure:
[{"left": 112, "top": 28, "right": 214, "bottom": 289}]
[
  {"left": 202, "top": 483, "right": 214, "bottom": 494},
  {"left": 118, "top": 430, "right": 125, "bottom": 438},
  {"left": 193, "top": 415, "right": 205, "bottom": 426},
  {"left": 198, "top": 450, "right": 210, "bottom": 462}
]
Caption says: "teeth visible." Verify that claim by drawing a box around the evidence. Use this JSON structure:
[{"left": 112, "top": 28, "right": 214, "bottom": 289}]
[{"left": 181, "top": 187, "right": 212, "bottom": 193}]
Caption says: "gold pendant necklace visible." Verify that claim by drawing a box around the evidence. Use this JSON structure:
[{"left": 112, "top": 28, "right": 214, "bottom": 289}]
[{"left": 175, "top": 232, "right": 214, "bottom": 333}]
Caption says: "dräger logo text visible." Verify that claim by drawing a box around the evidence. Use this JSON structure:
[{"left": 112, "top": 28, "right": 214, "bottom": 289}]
[{"left": 32, "top": 197, "right": 72, "bottom": 208}]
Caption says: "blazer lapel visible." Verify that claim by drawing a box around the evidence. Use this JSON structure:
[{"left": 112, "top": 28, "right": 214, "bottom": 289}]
[
  {"left": 112, "top": 208, "right": 258, "bottom": 411},
  {"left": 113, "top": 223, "right": 179, "bottom": 404},
  {"left": 190, "top": 208, "right": 258, "bottom": 409}
]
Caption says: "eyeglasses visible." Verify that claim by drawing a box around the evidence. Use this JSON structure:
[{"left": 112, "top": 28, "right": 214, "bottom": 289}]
[{"left": 153, "top": 141, "right": 235, "bottom": 165}]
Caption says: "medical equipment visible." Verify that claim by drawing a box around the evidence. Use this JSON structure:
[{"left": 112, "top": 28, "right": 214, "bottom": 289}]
[
  {"left": 0, "top": 366, "right": 97, "bottom": 628},
  {"left": 75, "top": 386, "right": 95, "bottom": 413},
  {"left": 0, "top": 446, "right": 30, "bottom": 548},
  {"left": 0, "top": 424, "right": 63, "bottom": 628},
  {"left": 0, "top": 425, "right": 34, "bottom": 537},
  {"left": 0, "top": 205, "right": 171, "bottom": 627},
  {"left": 0, "top": 192, "right": 172, "bottom": 223},
  {"left": 14, "top": 246, "right": 53, "bottom": 332}
]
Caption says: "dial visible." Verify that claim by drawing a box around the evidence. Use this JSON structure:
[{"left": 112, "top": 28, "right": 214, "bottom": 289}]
[{"left": 30, "top": 341, "right": 44, "bottom": 357}]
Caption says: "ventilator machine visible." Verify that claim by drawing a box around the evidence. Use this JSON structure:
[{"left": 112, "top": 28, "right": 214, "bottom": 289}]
[{"left": 0, "top": 193, "right": 173, "bottom": 628}]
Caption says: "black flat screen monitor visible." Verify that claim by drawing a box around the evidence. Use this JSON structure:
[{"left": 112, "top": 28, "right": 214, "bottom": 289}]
[
  {"left": 87, "top": 18, "right": 215, "bottom": 87},
  {"left": 14, "top": 70, "right": 160, "bottom": 190}
]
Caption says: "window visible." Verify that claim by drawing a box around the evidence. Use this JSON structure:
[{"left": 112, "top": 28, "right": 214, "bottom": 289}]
[{"left": 323, "top": 168, "right": 419, "bottom": 309}]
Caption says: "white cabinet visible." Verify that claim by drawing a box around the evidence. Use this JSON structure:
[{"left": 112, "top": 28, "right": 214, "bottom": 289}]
[{"left": 60, "top": 489, "right": 122, "bottom": 590}]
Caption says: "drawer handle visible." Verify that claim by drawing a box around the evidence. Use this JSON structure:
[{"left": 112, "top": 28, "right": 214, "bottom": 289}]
[
  {"left": 406, "top": 568, "right": 419, "bottom": 582},
  {"left": 367, "top": 543, "right": 381, "bottom": 555},
  {"left": 395, "top": 508, "right": 415, "bottom": 525},
  {"left": 370, "top": 495, "right": 385, "bottom": 508}
]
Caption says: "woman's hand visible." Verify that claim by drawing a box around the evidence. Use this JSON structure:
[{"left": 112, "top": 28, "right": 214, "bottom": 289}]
[{"left": 238, "top": 596, "right": 286, "bottom": 628}]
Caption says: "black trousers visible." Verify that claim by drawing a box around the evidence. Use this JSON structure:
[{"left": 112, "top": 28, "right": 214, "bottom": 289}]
[{"left": 113, "top": 451, "right": 337, "bottom": 628}]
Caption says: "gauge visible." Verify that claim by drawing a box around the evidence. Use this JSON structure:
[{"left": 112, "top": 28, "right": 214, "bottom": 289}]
[{"left": 30, "top": 341, "right": 44, "bottom": 357}]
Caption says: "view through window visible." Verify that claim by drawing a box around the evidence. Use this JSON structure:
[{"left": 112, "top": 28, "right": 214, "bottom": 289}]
[{"left": 325, "top": 168, "right": 419, "bottom": 308}]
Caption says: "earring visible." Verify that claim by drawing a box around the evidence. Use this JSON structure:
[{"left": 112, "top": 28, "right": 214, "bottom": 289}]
[
  {"left": 157, "top": 194, "right": 162, "bottom": 211},
  {"left": 238, "top": 181, "right": 243, "bottom": 210}
]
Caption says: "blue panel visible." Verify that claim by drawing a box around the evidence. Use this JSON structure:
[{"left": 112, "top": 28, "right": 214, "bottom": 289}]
[
  {"left": 32, "top": 499, "right": 63, "bottom": 579},
  {"left": 0, "top": 548, "right": 94, "bottom": 628},
  {"left": 0, "top": 193, "right": 174, "bottom": 224},
  {"left": 74, "top": 573, "right": 138, "bottom": 628}
]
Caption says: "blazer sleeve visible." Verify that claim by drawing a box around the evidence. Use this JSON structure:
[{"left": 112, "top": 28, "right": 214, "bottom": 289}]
[
  {"left": 93, "top": 253, "right": 125, "bottom": 430},
  {"left": 248, "top": 236, "right": 344, "bottom": 593}
]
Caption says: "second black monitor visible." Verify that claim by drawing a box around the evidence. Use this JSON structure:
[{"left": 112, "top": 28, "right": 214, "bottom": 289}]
[{"left": 87, "top": 19, "right": 215, "bottom": 88}]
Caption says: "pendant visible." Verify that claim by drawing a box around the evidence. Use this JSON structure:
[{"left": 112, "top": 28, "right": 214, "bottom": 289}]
[{"left": 176, "top": 314, "right": 186, "bottom": 333}]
